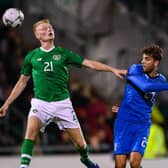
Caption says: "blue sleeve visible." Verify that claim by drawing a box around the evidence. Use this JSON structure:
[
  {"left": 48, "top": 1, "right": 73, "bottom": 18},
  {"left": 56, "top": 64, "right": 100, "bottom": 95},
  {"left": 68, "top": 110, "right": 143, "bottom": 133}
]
[{"left": 126, "top": 75, "right": 168, "bottom": 92}]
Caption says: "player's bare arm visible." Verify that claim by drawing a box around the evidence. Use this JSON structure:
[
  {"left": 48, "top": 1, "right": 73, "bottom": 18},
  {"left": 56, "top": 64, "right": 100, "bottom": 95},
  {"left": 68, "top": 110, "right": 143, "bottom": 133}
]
[
  {"left": 0, "top": 75, "right": 30, "bottom": 117},
  {"left": 82, "top": 59, "right": 127, "bottom": 79}
]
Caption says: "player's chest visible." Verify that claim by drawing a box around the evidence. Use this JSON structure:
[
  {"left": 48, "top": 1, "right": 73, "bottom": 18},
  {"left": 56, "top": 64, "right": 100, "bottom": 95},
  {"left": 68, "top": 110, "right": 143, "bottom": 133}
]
[
  {"left": 144, "top": 74, "right": 161, "bottom": 83},
  {"left": 31, "top": 53, "right": 66, "bottom": 71}
]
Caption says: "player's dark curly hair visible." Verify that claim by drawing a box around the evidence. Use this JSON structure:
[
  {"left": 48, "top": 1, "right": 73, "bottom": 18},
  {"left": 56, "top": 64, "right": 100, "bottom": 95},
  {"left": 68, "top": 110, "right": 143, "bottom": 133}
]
[{"left": 141, "top": 44, "right": 163, "bottom": 61}]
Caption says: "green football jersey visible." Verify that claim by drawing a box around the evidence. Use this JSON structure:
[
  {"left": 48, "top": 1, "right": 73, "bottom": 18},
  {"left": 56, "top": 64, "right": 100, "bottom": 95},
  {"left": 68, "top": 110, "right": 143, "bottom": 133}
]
[{"left": 21, "top": 47, "right": 84, "bottom": 102}]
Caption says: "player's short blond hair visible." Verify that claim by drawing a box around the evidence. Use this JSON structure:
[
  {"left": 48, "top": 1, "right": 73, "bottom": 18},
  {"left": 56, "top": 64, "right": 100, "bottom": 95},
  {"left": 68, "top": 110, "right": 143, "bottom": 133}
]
[{"left": 33, "top": 19, "right": 50, "bottom": 32}]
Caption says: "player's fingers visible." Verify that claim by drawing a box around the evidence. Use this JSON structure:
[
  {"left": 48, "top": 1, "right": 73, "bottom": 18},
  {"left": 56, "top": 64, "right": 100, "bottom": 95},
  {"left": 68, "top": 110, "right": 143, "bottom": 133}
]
[
  {"left": 112, "top": 107, "right": 118, "bottom": 113},
  {"left": 112, "top": 106, "right": 118, "bottom": 109},
  {"left": 120, "top": 70, "right": 127, "bottom": 76},
  {"left": 123, "top": 70, "right": 128, "bottom": 74},
  {"left": 117, "top": 74, "right": 124, "bottom": 79},
  {"left": 121, "top": 71, "right": 127, "bottom": 77},
  {"left": 112, "top": 109, "right": 118, "bottom": 113}
]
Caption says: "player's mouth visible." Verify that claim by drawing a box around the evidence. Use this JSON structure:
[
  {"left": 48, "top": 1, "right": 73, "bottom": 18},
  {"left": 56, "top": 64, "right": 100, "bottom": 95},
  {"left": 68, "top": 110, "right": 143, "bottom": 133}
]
[
  {"left": 142, "top": 65, "right": 147, "bottom": 70},
  {"left": 47, "top": 32, "right": 54, "bottom": 39}
]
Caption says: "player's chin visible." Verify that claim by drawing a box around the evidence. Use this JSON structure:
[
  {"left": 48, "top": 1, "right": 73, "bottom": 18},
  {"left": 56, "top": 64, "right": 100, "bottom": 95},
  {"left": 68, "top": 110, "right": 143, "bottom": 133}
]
[
  {"left": 45, "top": 37, "right": 54, "bottom": 41},
  {"left": 143, "top": 68, "right": 151, "bottom": 74},
  {"left": 142, "top": 66, "right": 147, "bottom": 72},
  {"left": 49, "top": 36, "right": 54, "bottom": 40},
  {"left": 143, "top": 69, "right": 148, "bottom": 73}
]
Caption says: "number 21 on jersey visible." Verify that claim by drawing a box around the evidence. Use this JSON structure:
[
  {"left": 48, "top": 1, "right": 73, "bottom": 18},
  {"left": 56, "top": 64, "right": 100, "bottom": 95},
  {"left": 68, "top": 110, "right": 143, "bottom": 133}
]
[{"left": 44, "top": 61, "right": 53, "bottom": 72}]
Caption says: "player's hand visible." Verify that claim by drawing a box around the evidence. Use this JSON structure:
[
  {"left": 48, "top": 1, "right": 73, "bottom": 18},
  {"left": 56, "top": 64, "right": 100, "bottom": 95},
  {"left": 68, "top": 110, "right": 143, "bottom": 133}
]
[
  {"left": 0, "top": 104, "right": 9, "bottom": 117},
  {"left": 113, "top": 69, "right": 127, "bottom": 79},
  {"left": 112, "top": 104, "right": 119, "bottom": 113}
]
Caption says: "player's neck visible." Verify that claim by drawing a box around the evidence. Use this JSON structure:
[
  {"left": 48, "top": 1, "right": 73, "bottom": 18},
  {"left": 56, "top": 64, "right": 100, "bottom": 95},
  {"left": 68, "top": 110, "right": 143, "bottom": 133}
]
[
  {"left": 148, "top": 71, "right": 158, "bottom": 77},
  {"left": 40, "top": 41, "right": 54, "bottom": 50}
]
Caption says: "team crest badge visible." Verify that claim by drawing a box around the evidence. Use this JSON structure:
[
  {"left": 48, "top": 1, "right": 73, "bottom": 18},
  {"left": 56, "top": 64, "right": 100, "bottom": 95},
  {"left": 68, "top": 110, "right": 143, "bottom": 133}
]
[
  {"left": 32, "top": 109, "right": 38, "bottom": 113},
  {"left": 53, "top": 54, "right": 61, "bottom": 60}
]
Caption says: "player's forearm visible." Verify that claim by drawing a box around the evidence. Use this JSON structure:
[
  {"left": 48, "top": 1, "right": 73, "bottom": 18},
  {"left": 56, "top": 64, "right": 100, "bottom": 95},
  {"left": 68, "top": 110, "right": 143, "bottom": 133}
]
[
  {"left": 4, "top": 79, "right": 27, "bottom": 106},
  {"left": 5, "top": 75, "right": 30, "bottom": 106},
  {"left": 91, "top": 61, "right": 115, "bottom": 72},
  {"left": 83, "top": 59, "right": 115, "bottom": 72},
  {"left": 127, "top": 75, "right": 168, "bottom": 92},
  {"left": 145, "top": 83, "right": 168, "bottom": 92}
]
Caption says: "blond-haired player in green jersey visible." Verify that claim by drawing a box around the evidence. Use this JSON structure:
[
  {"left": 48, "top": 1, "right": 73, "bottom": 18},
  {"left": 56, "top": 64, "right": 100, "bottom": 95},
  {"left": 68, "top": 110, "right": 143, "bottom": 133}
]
[{"left": 0, "top": 19, "right": 126, "bottom": 168}]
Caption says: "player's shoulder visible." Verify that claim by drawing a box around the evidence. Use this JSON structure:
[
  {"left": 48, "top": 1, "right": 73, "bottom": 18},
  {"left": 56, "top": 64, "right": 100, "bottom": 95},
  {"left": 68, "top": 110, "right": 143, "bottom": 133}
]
[
  {"left": 55, "top": 46, "right": 69, "bottom": 52},
  {"left": 25, "top": 48, "right": 39, "bottom": 58},
  {"left": 129, "top": 64, "right": 142, "bottom": 69},
  {"left": 158, "top": 73, "right": 167, "bottom": 82},
  {"left": 128, "top": 64, "right": 143, "bottom": 75}
]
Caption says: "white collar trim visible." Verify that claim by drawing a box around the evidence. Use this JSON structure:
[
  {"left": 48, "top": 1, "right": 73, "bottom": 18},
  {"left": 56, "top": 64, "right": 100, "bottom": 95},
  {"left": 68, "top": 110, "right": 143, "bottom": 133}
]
[{"left": 40, "top": 46, "right": 55, "bottom": 52}]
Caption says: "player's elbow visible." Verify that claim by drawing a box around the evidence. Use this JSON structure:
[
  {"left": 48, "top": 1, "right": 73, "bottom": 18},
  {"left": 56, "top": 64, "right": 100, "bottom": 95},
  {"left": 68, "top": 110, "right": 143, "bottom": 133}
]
[{"left": 82, "top": 59, "right": 97, "bottom": 70}]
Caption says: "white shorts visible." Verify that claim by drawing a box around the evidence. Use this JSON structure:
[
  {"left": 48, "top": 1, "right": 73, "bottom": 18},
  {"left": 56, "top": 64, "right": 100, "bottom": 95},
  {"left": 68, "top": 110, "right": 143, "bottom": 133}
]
[{"left": 28, "top": 98, "right": 80, "bottom": 132}]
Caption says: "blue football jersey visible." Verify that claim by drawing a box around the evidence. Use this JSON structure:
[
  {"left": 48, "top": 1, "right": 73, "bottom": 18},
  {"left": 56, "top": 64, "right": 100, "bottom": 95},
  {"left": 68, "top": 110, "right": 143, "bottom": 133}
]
[{"left": 117, "top": 64, "right": 167, "bottom": 123}]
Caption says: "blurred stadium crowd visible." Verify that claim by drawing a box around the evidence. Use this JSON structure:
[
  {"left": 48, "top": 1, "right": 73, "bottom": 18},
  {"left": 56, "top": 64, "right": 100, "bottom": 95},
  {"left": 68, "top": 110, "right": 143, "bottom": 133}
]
[{"left": 0, "top": 0, "right": 168, "bottom": 159}]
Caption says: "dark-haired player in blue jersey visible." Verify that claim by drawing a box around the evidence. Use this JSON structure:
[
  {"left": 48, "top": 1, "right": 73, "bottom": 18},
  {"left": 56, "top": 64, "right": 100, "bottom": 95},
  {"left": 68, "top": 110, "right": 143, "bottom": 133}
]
[{"left": 113, "top": 44, "right": 168, "bottom": 168}]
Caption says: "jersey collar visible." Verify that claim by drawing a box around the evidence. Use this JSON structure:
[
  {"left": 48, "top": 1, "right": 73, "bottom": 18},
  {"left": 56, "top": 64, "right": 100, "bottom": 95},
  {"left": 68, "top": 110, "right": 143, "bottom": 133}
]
[
  {"left": 40, "top": 46, "right": 55, "bottom": 52},
  {"left": 145, "top": 73, "right": 159, "bottom": 79}
]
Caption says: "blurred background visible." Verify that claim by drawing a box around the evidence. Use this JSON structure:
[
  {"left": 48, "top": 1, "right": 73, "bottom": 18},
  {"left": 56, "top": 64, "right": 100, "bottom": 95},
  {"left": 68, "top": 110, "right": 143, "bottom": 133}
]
[{"left": 0, "top": 0, "right": 168, "bottom": 161}]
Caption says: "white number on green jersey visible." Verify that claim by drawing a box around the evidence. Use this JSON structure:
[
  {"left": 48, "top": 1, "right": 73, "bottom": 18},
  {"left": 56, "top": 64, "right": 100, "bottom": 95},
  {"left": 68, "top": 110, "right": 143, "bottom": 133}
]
[{"left": 44, "top": 61, "right": 53, "bottom": 72}]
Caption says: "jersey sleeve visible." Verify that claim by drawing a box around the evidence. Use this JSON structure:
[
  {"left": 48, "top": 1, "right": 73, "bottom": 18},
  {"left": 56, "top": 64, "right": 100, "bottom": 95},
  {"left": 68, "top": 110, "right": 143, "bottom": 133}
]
[
  {"left": 21, "top": 52, "right": 32, "bottom": 76},
  {"left": 126, "top": 75, "right": 168, "bottom": 92},
  {"left": 63, "top": 48, "right": 85, "bottom": 67}
]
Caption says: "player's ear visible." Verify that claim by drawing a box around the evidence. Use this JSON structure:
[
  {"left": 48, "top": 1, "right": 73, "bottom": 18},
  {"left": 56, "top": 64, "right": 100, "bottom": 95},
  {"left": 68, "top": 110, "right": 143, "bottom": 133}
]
[
  {"left": 34, "top": 31, "right": 40, "bottom": 39},
  {"left": 154, "top": 60, "right": 160, "bottom": 67}
]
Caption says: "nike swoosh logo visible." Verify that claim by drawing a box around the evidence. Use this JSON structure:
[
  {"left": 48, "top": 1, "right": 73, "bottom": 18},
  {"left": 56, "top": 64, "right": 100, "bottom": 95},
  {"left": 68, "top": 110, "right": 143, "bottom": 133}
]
[{"left": 37, "top": 58, "right": 42, "bottom": 61}]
